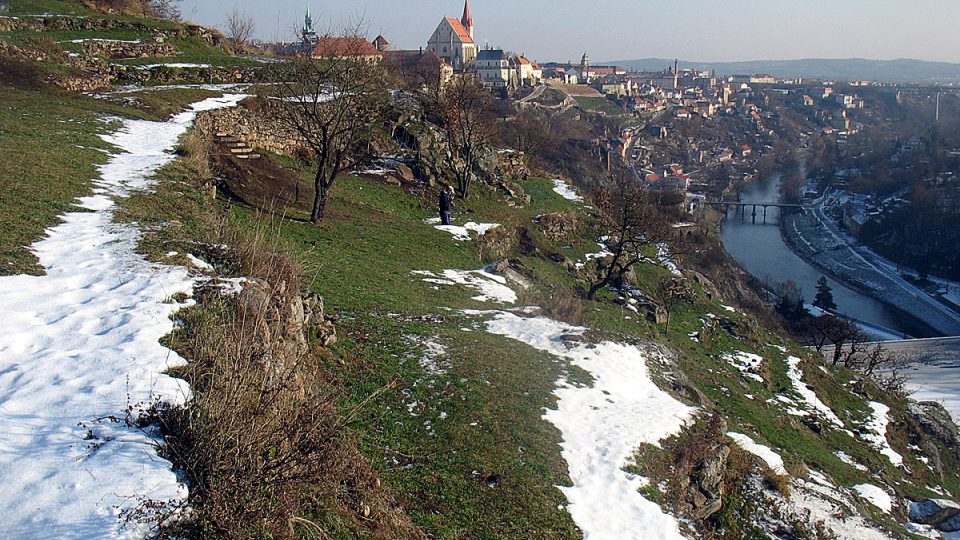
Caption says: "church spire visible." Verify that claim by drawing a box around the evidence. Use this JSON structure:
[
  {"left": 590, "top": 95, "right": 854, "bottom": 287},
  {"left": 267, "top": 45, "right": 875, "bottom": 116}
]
[{"left": 461, "top": 0, "right": 474, "bottom": 38}]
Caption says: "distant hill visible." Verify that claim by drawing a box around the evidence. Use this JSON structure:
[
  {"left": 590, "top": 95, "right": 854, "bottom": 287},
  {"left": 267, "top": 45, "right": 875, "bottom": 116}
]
[{"left": 604, "top": 57, "right": 960, "bottom": 84}]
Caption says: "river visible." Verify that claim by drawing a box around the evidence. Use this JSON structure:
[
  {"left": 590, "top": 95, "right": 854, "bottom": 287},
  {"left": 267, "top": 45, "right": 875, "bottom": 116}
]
[{"left": 720, "top": 172, "right": 920, "bottom": 338}]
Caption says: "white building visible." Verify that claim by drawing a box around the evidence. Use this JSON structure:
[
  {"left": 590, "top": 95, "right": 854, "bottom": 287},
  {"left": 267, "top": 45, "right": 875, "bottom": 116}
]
[
  {"left": 426, "top": 0, "right": 477, "bottom": 71},
  {"left": 475, "top": 49, "right": 512, "bottom": 87}
]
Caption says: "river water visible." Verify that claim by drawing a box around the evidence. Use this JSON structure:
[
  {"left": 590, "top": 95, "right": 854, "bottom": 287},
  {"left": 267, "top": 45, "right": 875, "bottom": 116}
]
[{"left": 720, "top": 172, "right": 916, "bottom": 337}]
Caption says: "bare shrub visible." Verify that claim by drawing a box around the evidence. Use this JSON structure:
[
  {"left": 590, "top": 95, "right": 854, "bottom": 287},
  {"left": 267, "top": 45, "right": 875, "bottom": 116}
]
[{"left": 225, "top": 8, "right": 255, "bottom": 51}]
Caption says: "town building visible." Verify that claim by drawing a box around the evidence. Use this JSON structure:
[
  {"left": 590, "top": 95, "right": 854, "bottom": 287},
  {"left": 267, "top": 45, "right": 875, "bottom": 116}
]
[
  {"left": 311, "top": 37, "right": 383, "bottom": 63},
  {"left": 426, "top": 0, "right": 477, "bottom": 71},
  {"left": 475, "top": 49, "right": 512, "bottom": 87}
]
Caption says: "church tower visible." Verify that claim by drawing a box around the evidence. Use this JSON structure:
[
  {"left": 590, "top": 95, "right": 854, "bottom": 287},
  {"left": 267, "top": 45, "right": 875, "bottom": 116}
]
[{"left": 462, "top": 0, "right": 474, "bottom": 39}]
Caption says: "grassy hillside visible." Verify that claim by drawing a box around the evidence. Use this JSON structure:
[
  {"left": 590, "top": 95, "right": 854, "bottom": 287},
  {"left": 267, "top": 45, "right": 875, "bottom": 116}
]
[{"left": 2, "top": 2, "right": 959, "bottom": 538}]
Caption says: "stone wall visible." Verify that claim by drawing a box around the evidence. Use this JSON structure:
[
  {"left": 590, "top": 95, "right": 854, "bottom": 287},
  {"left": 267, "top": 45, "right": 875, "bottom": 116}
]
[
  {"left": 196, "top": 105, "right": 307, "bottom": 158},
  {"left": 0, "top": 15, "right": 225, "bottom": 45},
  {"left": 81, "top": 36, "right": 178, "bottom": 59}
]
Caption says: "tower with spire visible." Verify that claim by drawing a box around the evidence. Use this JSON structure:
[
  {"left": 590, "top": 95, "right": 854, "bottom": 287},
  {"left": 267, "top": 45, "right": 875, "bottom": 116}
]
[
  {"left": 462, "top": 0, "right": 474, "bottom": 39},
  {"left": 301, "top": 6, "right": 318, "bottom": 46},
  {"left": 425, "top": 0, "right": 478, "bottom": 71}
]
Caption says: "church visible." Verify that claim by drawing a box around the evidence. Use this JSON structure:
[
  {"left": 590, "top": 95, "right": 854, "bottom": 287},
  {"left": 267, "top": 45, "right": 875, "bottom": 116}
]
[{"left": 425, "top": 0, "right": 477, "bottom": 71}]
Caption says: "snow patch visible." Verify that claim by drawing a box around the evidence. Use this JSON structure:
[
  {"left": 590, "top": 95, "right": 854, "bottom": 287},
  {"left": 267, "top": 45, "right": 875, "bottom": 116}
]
[
  {"left": 861, "top": 401, "right": 904, "bottom": 467},
  {"left": 433, "top": 221, "right": 500, "bottom": 242},
  {"left": 552, "top": 179, "right": 583, "bottom": 202},
  {"left": 472, "top": 311, "right": 694, "bottom": 539},
  {"left": 413, "top": 269, "right": 517, "bottom": 304},
  {"left": 723, "top": 351, "right": 765, "bottom": 383},
  {"left": 852, "top": 484, "right": 893, "bottom": 513},
  {"left": 727, "top": 432, "right": 788, "bottom": 475},
  {"left": 785, "top": 356, "right": 845, "bottom": 428},
  {"left": 834, "top": 451, "right": 869, "bottom": 472},
  {"left": 138, "top": 63, "right": 212, "bottom": 69},
  {"left": 0, "top": 94, "right": 246, "bottom": 537},
  {"left": 186, "top": 253, "right": 213, "bottom": 271}
]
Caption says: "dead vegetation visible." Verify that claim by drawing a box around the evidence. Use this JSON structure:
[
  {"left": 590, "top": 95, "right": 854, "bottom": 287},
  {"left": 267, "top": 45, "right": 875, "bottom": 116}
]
[{"left": 122, "top": 128, "right": 423, "bottom": 539}]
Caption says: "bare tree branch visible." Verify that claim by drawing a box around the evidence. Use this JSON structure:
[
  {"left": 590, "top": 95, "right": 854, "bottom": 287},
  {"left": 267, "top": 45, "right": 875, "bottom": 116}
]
[
  {"left": 267, "top": 24, "right": 388, "bottom": 224},
  {"left": 225, "top": 8, "right": 255, "bottom": 51}
]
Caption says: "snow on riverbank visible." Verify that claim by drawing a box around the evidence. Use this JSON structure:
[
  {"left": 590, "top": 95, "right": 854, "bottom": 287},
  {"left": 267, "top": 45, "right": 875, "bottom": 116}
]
[
  {"left": 473, "top": 310, "right": 694, "bottom": 539},
  {"left": 905, "top": 363, "right": 960, "bottom": 425},
  {"left": 0, "top": 94, "right": 246, "bottom": 538}
]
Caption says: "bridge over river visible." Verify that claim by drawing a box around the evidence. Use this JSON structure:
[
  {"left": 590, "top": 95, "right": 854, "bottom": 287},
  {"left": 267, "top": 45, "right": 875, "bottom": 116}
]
[{"left": 706, "top": 199, "right": 808, "bottom": 224}]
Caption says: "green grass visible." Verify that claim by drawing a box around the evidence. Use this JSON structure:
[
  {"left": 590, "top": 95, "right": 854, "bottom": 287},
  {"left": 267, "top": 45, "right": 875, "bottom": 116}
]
[
  {"left": 0, "top": 83, "right": 222, "bottom": 275},
  {"left": 3, "top": 0, "right": 89, "bottom": 16},
  {"left": 573, "top": 96, "right": 626, "bottom": 116}
]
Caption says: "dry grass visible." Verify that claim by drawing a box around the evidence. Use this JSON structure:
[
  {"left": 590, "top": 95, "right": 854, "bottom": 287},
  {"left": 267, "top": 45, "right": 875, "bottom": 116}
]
[
  {"left": 123, "top": 127, "right": 423, "bottom": 539},
  {"left": 518, "top": 286, "right": 586, "bottom": 325},
  {"left": 179, "top": 130, "right": 213, "bottom": 184},
  {"left": 141, "top": 229, "right": 422, "bottom": 539}
]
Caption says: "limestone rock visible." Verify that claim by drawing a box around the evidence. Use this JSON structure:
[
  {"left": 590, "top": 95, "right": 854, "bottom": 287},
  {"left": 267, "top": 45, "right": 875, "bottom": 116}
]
[
  {"left": 910, "top": 401, "right": 959, "bottom": 456},
  {"left": 910, "top": 499, "right": 960, "bottom": 530}
]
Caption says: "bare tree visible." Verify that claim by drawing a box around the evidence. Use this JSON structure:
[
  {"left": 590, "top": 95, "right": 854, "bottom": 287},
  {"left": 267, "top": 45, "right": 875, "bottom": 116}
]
[
  {"left": 146, "top": 0, "right": 181, "bottom": 20},
  {"left": 805, "top": 315, "right": 867, "bottom": 365},
  {"left": 501, "top": 109, "right": 554, "bottom": 159},
  {"left": 270, "top": 30, "right": 388, "bottom": 224},
  {"left": 225, "top": 8, "right": 255, "bottom": 51},
  {"left": 587, "top": 169, "right": 671, "bottom": 300},
  {"left": 434, "top": 74, "right": 496, "bottom": 198},
  {"left": 651, "top": 277, "right": 687, "bottom": 333}
]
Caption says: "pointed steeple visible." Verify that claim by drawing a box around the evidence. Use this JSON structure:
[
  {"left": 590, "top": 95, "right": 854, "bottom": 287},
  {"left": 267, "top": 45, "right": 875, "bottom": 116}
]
[{"left": 461, "top": 0, "right": 474, "bottom": 38}]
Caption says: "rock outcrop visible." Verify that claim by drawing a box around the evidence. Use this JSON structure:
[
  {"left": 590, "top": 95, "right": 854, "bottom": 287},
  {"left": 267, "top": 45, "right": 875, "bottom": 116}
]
[
  {"left": 910, "top": 401, "right": 959, "bottom": 456},
  {"left": 81, "top": 36, "right": 178, "bottom": 59},
  {"left": 910, "top": 499, "right": 960, "bottom": 533},
  {"left": 236, "top": 278, "right": 337, "bottom": 367}
]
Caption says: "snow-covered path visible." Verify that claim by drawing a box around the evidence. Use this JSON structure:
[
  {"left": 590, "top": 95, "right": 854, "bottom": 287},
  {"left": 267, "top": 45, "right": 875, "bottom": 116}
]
[{"left": 0, "top": 95, "right": 245, "bottom": 538}]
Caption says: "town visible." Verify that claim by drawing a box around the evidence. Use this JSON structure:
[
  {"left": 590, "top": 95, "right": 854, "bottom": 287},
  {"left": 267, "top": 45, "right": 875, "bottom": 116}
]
[{"left": 1, "top": 1, "right": 960, "bottom": 539}]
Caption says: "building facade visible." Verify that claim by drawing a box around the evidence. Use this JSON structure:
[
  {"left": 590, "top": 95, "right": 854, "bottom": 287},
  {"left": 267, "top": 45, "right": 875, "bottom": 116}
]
[{"left": 426, "top": 1, "right": 477, "bottom": 71}]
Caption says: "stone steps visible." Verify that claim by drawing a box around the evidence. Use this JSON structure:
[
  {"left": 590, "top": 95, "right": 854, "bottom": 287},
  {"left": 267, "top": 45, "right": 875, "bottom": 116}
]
[{"left": 216, "top": 132, "right": 261, "bottom": 160}]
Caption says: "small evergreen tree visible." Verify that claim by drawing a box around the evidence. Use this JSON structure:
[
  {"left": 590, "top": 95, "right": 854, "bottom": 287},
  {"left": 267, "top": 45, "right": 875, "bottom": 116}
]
[{"left": 813, "top": 276, "right": 837, "bottom": 312}]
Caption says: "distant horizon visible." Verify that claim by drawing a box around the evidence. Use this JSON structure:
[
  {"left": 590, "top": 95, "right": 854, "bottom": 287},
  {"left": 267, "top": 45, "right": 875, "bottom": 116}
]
[
  {"left": 179, "top": 0, "right": 960, "bottom": 66},
  {"left": 599, "top": 56, "right": 960, "bottom": 67}
]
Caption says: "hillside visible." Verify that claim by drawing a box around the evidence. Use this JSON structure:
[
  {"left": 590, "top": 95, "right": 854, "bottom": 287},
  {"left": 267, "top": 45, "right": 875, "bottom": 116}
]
[
  {"left": 607, "top": 57, "right": 960, "bottom": 83},
  {"left": 1, "top": 3, "right": 960, "bottom": 539}
]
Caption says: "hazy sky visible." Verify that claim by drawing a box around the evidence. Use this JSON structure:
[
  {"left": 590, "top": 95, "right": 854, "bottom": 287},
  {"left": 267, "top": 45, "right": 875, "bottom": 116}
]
[{"left": 180, "top": 0, "right": 960, "bottom": 64}]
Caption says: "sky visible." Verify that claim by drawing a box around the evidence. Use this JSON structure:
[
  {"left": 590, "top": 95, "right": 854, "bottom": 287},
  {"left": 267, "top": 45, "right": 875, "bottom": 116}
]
[{"left": 179, "top": 0, "right": 960, "bottom": 65}]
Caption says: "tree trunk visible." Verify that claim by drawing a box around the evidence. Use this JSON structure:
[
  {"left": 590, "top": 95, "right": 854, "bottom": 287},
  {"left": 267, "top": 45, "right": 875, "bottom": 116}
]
[{"left": 311, "top": 168, "right": 328, "bottom": 225}]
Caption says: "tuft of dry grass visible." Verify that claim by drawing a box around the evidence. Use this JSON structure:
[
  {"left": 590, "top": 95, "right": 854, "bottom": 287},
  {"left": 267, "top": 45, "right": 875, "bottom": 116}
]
[{"left": 517, "top": 286, "right": 586, "bottom": 326}]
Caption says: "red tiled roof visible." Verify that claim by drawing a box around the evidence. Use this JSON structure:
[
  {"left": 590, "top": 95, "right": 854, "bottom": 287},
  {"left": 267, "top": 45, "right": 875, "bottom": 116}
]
[
  {"left": 312, "top": 37, "right": 382, "bottom": 58},
  {"left": 445, "top": 17, "right": 475, "bottom": 44}
]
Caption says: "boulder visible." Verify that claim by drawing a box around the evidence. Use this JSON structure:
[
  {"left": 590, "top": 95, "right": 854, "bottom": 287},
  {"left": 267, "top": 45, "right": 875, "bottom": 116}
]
[
  {"left": 909, "top": 499, "right": 960, "bottom": 528},
  {"left": 536, "top": 212, "right": 579, "bottom": 241},
  {"left": 394, "top": 163, "right": 415, "bottom": 183},
  {"left": 910, "top": 402, "right": 959, "bottom": 456},
  {"left": 490, "top": 259, "right": 532, "bottom": 291}
]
